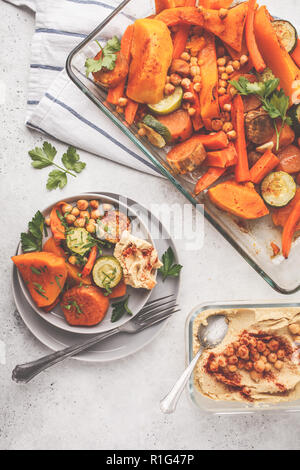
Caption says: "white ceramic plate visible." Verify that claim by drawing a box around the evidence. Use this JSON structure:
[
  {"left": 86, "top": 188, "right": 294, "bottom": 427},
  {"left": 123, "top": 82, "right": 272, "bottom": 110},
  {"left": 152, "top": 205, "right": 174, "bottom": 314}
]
[
  {"left": 16, "top": 193, "right": 155, "bottom": 335},
  {"left": 12, "top": 193, "right": 180, "bottom": 362}
]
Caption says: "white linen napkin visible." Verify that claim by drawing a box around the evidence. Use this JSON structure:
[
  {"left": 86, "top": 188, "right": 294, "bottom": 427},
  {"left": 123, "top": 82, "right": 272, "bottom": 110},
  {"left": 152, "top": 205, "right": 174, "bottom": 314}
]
[{"left": 3, "top": 0, "right": 162, "bottom": 177}]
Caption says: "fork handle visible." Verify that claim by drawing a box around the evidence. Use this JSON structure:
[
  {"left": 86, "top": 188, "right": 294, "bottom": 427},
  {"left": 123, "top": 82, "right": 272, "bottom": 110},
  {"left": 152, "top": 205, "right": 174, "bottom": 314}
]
[
  {"left": 12, "top": 328, "right": 120, "bottom": 384},
  {"left": 160, "top": 348, "right": 202, "bottom": 414}
]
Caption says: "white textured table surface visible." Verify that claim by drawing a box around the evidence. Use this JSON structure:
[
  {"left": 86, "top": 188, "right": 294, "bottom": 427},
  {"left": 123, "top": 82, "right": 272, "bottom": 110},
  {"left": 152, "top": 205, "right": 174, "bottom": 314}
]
[{"left": 1, "top": 0, "right": 300, "bottom": 451}]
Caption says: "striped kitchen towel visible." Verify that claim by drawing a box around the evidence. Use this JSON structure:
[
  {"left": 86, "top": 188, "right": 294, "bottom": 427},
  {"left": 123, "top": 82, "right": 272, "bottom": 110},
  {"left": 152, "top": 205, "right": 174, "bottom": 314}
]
[{"left": 3, "top": 0, "right": 162, "bottom": 177}]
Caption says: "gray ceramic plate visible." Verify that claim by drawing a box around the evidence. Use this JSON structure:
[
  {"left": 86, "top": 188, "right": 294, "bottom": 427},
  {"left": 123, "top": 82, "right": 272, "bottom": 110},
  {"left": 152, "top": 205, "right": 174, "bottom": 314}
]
[{"left": 12, "top": 193, "right": 180, "bottom": 362}]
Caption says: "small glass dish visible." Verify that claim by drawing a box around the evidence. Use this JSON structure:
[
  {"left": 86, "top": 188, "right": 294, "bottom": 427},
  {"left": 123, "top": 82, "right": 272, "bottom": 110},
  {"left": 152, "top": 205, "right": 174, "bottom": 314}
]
[
  {"left": 185, "top": 301, "right": 300, "bottom": 415},
  {"left": 66, "top": 0, "right": 300, "bottom": 294}
]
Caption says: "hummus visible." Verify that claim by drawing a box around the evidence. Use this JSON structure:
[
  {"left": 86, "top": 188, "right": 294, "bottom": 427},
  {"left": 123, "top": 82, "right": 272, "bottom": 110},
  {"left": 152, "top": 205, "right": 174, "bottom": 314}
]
[
  {"left": 114, "top": 231, "right": 162, "bottom": 290},
  {"left": 193, "top": 308, "right": 300, "bottom": 404}
]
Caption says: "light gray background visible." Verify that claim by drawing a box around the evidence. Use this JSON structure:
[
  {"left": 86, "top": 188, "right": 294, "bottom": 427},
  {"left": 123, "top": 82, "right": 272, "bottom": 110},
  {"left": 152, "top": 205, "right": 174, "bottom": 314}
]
[{"left": 1, "top": 0, "right": 300, "bottom": 451}]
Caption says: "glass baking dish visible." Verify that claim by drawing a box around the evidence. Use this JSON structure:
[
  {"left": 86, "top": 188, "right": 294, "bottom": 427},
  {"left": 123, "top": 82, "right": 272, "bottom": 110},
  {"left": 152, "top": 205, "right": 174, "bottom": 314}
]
[
  {"left": 66, "top": 0, "right": 300, "bottom": 294},
  {"left": 186, "top": 301, "right": 300, "bottom": 415}
]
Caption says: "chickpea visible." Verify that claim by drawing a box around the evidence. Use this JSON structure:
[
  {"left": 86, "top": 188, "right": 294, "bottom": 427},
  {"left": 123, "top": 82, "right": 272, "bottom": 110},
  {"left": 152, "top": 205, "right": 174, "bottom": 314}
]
[
  {"left": 264, "top": 363, "right": 272, "bottom": 372},
  {"left": 218, "top": 356, "right": 227, "bottom": 368},
  {"left": 277, "top": 349, "right": 285, "bottom": 359},
  {"left": 237, "top": 345, "right": 249, "bottom": 360},
  {"left": 218, "top": 66, "right": 226, "bottom": 74},
  {"left": 233, "top": 342, "right": 240, "bottom": 351},
  {"left": 268, "top": 339, "right": 279, "bottom": 352},
  {"left": 217, "top": 57, "right": 226, "bottom": 67},
  {"left": 188, "top": 107, "right": 196, "bottom": 117},
  {"left": 225, "top": 65, "right": 234, "bottom": 75},
  {"left": 249, "top": 338, "right": 257, "bottom": 348},
  {"left": 257, "top": 340, "right": 266, "bottom": 353},
  {"left": 45, "top": 217, "right": 51, "bottom": 226},
  {"left": 223, "top": 122, "right": 233, "bottom": 133},
  {"left": 190, "top": 57, "right": 198, "bottom": 66},
  {"left": 193, "top": 82, "right": 202, "bottom": 93},
  {"left": 90, "top": 209, "right": 101, "bottom": 220},
  {"left": 71, "top": 207, "right": 80, "bottom": 217},
  {"left": 80, "top": 211, "right": 90, "bottom": 220},
  {"left": 165, "top": 76, "right": 171, "bottom": 84},
  {"left": 223, "top": 103, "right": 232, "bottom": 112},
  {"left": 254, "top": 360, "right": 265, "bottom": 373},
  {"left": 77, "top": 200, "right": 89, "bottom": 211},
  {"left": 274, "top": 360, "right": 284, "bottom": 370},
  {"left": 164, "top": 83, "right": 175, "bottom": 95},
  {"left": 193, "top": 75, "right": 202, "bottom": 84},
  {"left": 170, "top": 73, "right": 182, "bottom": 86},
  {"left": 232, "top": 60, "right": 240, "bottom": 70},
  {"left": 211, "top": 119, "right": 223, "bottom": 131},
  {"left": 89, "top": 200, "right": 99, "bottom": 210},
  {"left": 250, "top": 371, "right": 262, "bottom": 383},
  {"left": 261, "top": 356, "right": 267, "bottom": 363},
  {"left": 218, "top": 87, "right": 227, "bottom": 96},
  {"left": 262, "top": 348, "right": 270, "bottom": 356},
  {"left": 62, "top": 204, "right": 73, "bottom": 215},
  {"left": 65, "top": 214, "right": 76, "bottom": 225},
  {"left": 219, "top": 80, "right": 227, "bottom": 89},
  {"left": 190, "top": 66, "right": 201, "bottom": 77},
  {"left": 244, "top": 361, "right": 253, "bottom": 371},
  {"left": 86, "top": 223, "right": 96, "bottom": 234},
  {"left": 210, "top": 360, "right": 219, "bottom": 372},
  {"left": 220, "top": 73, "right": 229, "bottom": 81},
  {"left": 240, "top": 55, "right": 248, "bottom": 66},
  {"left": 68, "top": 256, "right": 77, "bottom": 266},
  {"left": 224, "top": 345, "right": 235, "bottom": 357},
  {"left": 228, "top": 355, "right": 238, "bottom": 365},
  {"left": 227, "top": 365, "right": 237, "bottom": 373},
  {"left": 229, "top": 87, "right": 238, "bottom": 97},
  {"left": 219, "top": 8, "right": 228, "bottom": 19},
  {"left": 138, "top": 127, "right": 147, "bottom": 137},
  {"left": 74, "top": 217, "right": 85, "bottom": 228},
  {"left": 227, "top": 130, "right": 237, "bottom": 141},
  {"left": 181, "top": 78, "right": 191, "bottom": 90},
  {"left": 180, "top": 52, "right": 190, "bottom": 61},
  {"left": 103, "top": 203, "right": 113, "bottom": 212},
  {"left": 118, "top": 97, "right": 128, "bottom": 107},
  {"left": 116, "top": 106, "right": 124, "bottom": 114},
  {"left": 251, "top": 351, "right": 261, "bottom": 362},
  {"left": 183, "top": 92, "right": 194, "bottom": 102},
  {"left": 288, "top": 323, "right": 300, "bottom": 335},
  {"left": 268, "top": 353, "right": 277, "bottom": 363}
]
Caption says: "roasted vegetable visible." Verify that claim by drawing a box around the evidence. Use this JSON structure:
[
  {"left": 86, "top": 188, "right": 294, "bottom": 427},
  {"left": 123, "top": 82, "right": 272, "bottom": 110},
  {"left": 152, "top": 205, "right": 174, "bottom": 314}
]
[
  {"left": 157, "top": 109, "right": 192, "bottom": 143},
  {"left": 194, "top": 167, "right": 226, "bottom": 195},
  {"left": 272, "top": 20, "right": 298, "bottom": 54},
  {"left": 281, "top": 200, "right": 300, "bottom": 258},
  {"left": 96, "top": 210, "right": 131, "bottom": 244},
  {"left": 93, "top": 51, "right": 129, "bottom": 88},
  {"left": 245, "top": 0, "right": 266, "bottom": 73},
  {"left": 156, "top": 3, "right": 248, "bottom": 52},
  {"left": 138, "top": 123, "right": 166, "bottom": 148},
  {"left": 50, "top": 202, "right": 66, "bottom": 242},
  {"left": 272, "top": 188, "right": 300, "bottom": 231},
  {"left": 250, "top": 149, "right": 280, "bottom": 185},
  {"left": 195, "top": 131, "right": 228, "bottom": 150},
  {"left": 43, "top": 237, "right": 66, "bottom": 259},
  {"left": 291, "top": 39, "right": 300, "bottom": 68},
  {"left": 232, "top": 95, "right": 251, "bottom": 183},
  {"left": 277, "top": 145, "right": 300, "bottom": 174},
  {"left": 126, "top": 19, "right": 173, "bottom": 104},
  {"left": 261, "top": 171, "right": 296, "bottom": 208},
  {"left": 155, "top": 0, "right": 185, "bottom": 14},
  {"left": 198, "top": 0, "right": 232, "bottom": 8},
  {"left": 270, "top": 121, "right": 295, "bottom": 150},
  {"left": 61, "top": 286, "right": 109, "bottom": 326},
  {"left": 108, "top": 279, "right": 127, "bottom": 299},
  {"left": 142, "top": 115, "right": 172, "bottom": 144},
  {"left": 245, "top": 109, "right": 274, "bottom": 145},
  {"left": 166, "top": 135, "right": 207, "bottom": 174},
  {"left": 205, "top": 144, "right": 238, "bottom": 168},
  {"left": 12, "top": 252, "right": 68, "bottom": 308},
  {"left": 208, "top": 180, "right": 269, "bottom": 219},
  {"left": 66, "top": 228, "right": 90, "bottom": 256},
  {"left": 148, "top": 87, "right": 183, "bottom": 115},
  {"left": 198, "top": 32, "right": 220, "bottom": 129},
  {"left": 92, "top": 256, "right": 123, "bottom": 293},
  {"left": 254, "top": 6, "right": 300, "bottom": 105}
]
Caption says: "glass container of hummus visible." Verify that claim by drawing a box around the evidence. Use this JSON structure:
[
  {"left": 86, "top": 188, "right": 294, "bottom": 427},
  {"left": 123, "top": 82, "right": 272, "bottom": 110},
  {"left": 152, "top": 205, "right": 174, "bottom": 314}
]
[{"left": 186, "top": 301, "right": 300, "bottom": 414}]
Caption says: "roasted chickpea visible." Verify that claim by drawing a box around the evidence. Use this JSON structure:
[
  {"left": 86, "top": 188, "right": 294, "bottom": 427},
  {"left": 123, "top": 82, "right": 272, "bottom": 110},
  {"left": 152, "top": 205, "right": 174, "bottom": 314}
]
[
  {"left": 71, "top": 207, "right": 80, "bottom": 217},
  {"left": 288, "top": 323, "right": 300, "bottom": 335},
  {"left": 254, "top": 360, "right": 265, "bottom": 373},
  {"left": 80, "top": 211, "right": 90, "bottom": 220},
  {"left": 77, "top": 200, "right": 89, "bottom": 211},
  {"left": 90, "top": 200, "right": 99, "bottom": 210},
  {"left": 90, "top": 209, "right": 101, "bottom": 220},
  {"left": 183, "top": 92, "right": 194, "bottom": 102},
  {"left": 268, "top": 353, "right": 277, "bottom": 364},
  {"left": 86, "top": 223, "right": 96, "bottom": 234},
  {"left": 118, "top": 97, "right": 128, "bottom": 107},
  {"left": 227, "top": 365, "right": 237, "bottom": 373},
  {"left": 227, "top": 130, "right": 237, "bottom": 141},
  {"left": 218, "top": 66, "right": 226, "bottom": 74},
  {"left": 218, "top": 87, "right": 227, "bottom": 96},
  {"left": 164, "top": 83, "right": 175, "bottom": 95},
  {"left": 274, "top": 360, "right": 284, "bottom": 370},
  {"left": 193, "top": 82, "right": 202, "bottom": 93},
  {"left": 138, "top": 128, "right": 147, "bottom": 137},
  {"left": 210, "top": 360, "right": 219, "bottom": 372},
  {"left": 250, "top": 351, "right": 261, "bottom": 362},
  {"left": 68, "top": 255, "right": 77, "bottom": 266},
  {"left": 211, "top": 119, "right": 223, "bottom": 131},
  {"left": 190, "top": 65, "right": 201, "bottom": 77},
  {"left": 217, "top": 57, "right": 226, "bottom": 67},
  {"left": 237, "top": 345, "right": 249, "bottom": 360},
  {"left": 261, "top": 356, "right": 267, "bottom": 363},
  {"left": 188, "top": 107, "right": 196, "bottom": 117},
  {"left": 268, "top": 339, "right": 279, "bottom": 352},
  {"left": 224, "top": 345, "right": 235, "bottom": 357},
  {"left": 217, "top": 46, "right": 225, "bottom": 57},
  {"left": 264, "top": 363, "right": 272, "bottom": 372},
  {"left": 62, "top": 204, "right": 73, "bottom": 215},
  {"left": 228, "top": 355, "right": 238, "bottom": 365},
  {"left": 181, "top": 78, "right": 191, "bottom": 90},
  {"left": 74, "top": 217, "right": 85, "bottom": 228},
  {"left": 223, "top": 103, "right": 232, "bottom": 112},
  {"left": 244, "top": 361, "right": 253, "bottom": 371},
  {"left": 65, "top": 214, "right": 76, "bottom": 225},
  {"left": 257, "top": 340, "right": 266, "bottom": 353},
  {"left": 221, "top": 73, "right": 229, "bottom": 81},
  {"left": 232, "top": 60, "right": 240, "bottom": 70},
  {"left": 277, "top": 349, "right": 285, "bottom": 359},
  {"left": 223, "top": 122, "right": 233, "bottom": 133},
  {"left": 240, "top": 55, "right": 249, "bottom": 65},
  {"left": 180, "top": 52, "right": 190, "bottom": 61},
  {"left": 170, "top": 73, "right": 182, "bottom": 86},
  {"left": 218, "top": 356, "right": 227, "bottom": 368},
  {"left": 45, "top": 217, "right": 51, "bottom": 226}
]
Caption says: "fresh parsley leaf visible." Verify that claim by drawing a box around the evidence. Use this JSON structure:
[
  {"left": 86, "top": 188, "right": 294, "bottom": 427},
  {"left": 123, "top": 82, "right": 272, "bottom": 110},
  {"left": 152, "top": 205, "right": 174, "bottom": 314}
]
[
  {"left": 29, "top": 141, "right": 57, "bottom": 169},
  {"left": 46, "top": 170, "right": 68, "bottom": 191},
  {"left": 85, "top": 36, "right": 121, "bottom": 77},
  {"left": 21, "top": 210, "right": 45, "bottom": 253},
  {"left": 111, "top": 296, "right": 132, "bottom": 323},
  {"left": 158, "top": 247, "right": 182, "bottom": 281},
  {"left": 62, "top": 146, "right": 86, "bottom": 174}
]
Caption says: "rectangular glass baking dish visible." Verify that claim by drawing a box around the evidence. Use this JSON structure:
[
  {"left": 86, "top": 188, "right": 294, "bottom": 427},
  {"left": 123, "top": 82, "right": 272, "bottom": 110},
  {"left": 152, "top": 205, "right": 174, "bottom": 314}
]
[
  {"left": 186, "top": 301, "right": 300, "bottom": 415},
  {"left": 66, "top": 0, "right": 300, "bottom": 294}
]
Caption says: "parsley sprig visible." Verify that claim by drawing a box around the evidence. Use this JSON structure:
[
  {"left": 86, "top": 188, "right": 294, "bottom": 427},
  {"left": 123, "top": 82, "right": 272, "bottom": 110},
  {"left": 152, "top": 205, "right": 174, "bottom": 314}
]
[
  {"left": 158, "top": 247, "right": 182, "bottom": 281},
  {"left": 29, "top": 142, "right": 86, "bottom": 190},
  {"left": 85, "top": 36, "right": 121, "bottom": 77},
  {"left": 111, "top": 296, "right": 132, "bottom": 323},
  {"left": 229, "top": 77, "right": 292, "bottom": 151},
  {"left": 21, "top": 211, "right": 45, "bottom": 253}
]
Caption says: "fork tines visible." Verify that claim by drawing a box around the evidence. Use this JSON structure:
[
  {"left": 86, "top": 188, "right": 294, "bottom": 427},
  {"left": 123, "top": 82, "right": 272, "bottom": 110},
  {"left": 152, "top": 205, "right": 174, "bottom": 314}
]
[{"left": 136, "top": 294, "right": 178, "bottom": 327}]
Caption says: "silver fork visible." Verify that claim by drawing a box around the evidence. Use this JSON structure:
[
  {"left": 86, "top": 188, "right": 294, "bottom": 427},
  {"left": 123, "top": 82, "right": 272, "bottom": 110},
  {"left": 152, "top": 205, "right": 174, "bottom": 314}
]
[{"left": 12, "top": 295, "right": 179, "bottom": 384}]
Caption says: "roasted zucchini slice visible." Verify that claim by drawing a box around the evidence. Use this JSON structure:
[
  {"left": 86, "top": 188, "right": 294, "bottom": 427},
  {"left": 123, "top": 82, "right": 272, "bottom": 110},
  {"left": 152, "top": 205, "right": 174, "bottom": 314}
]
[
  {"left": 66, "top": 228, "right": 90, "bottom": 256},
  {"left": 142, "top": 115, "right": 172, "bottom": 144},
  {"left": 272, "top": 20, "right": 298, "bottom": 53},
  {"left": 261, "top": 171, "right": 296, "bottom": 207},
  {"left": 92, "top": 256, "right": 122, "bottom": 291}
]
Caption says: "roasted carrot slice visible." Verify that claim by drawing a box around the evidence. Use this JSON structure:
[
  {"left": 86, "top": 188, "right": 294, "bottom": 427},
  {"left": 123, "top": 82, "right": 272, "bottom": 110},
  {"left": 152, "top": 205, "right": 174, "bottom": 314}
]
[
  {"left": 272, "top": 188, "right": 300, "bottom": 232},
  {"left": 194, "top": 167, "right": 226, "bottom": 195},
  {"left": 282, "top": 200, "right": 300, "bottom": 258},
  {"left": 107, "top": 25, "right": 134, "bottom": 105},
  {"left": 198, "top": 0, "right": 233, "bottom": 7},
  {"left": 196, "top": 131, "right": 228, "bottom": 150},
  {"left": 232, "top": 95, "right": 251, "bottom": 183},
  {"left": 125, "top": 99, "right": 139, "bottom": 125},
  {"left": 81, "top": 245, "right": 98, "bottom": 278},
  {"left": 250, "top": 149, "right": 280, "bottom": 185},
  {"left": 292, "top": 39, "right": 300, "bottom": 68},
  {"left": 50, "top": 202, "right": 66, "bottom": 242},
  {"left": 245, "top": 0, "right": 266, "bottom": 73}
]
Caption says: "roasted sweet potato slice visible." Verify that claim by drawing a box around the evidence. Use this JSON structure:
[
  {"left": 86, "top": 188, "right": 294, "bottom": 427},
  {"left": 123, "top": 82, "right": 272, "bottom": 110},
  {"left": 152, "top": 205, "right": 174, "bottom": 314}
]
[
  {"left": 167, "top": 135, "right": 207, "bottom": 174},
  {"left": 61, "top": 286, "right": 109, "bottom": 326}
]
